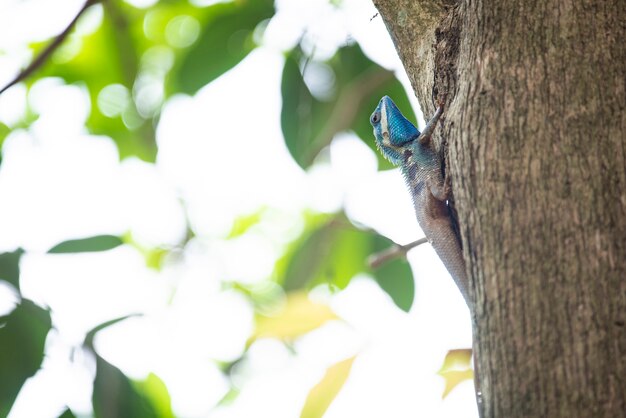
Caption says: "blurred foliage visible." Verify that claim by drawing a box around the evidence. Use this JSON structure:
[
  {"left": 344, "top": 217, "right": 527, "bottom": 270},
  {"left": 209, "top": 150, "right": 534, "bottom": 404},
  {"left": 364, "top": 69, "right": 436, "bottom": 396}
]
[
  {"left": 278, "top": 212, "right": 414, "bottom": 312},
  {"left": 0, "top": 122, "right": 9, "bottom": 151},
  {"left": 175, "top": 0, "right": 274, "bottom": 94},
  {"left": 227, "top": 208, "right": 265, "bottom": 239},
  {"left": 92, "top": 354, "right": 160, "bottom": 418},
  {"left": 92, "top": 356, "right": 175, "bottom": 418},
  {"left": 0, "top": 299, "right": 52, "bottom": 417},
  {"left": 82, "top": 314, "right": 169, "bottom": 418},
  {"left": 281, "top": 44, "right": 414, "bottom": 170},
  {"left": 134, "top": 373, "right": 177, "bottom": 418},
  {"left": 0, "top": 0, "right": 459, "bottom": 416}
]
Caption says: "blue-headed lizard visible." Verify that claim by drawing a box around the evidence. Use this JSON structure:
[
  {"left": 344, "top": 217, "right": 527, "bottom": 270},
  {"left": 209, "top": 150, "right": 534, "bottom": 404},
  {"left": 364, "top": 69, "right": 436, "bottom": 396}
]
[{"left": 370, "top": 96, "right": 470, "bottom": 307}]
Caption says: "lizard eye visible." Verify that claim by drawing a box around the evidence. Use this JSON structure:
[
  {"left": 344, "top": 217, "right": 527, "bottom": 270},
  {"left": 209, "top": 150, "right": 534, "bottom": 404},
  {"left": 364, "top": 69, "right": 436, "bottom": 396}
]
[{"left": 370, "top": 112, "right": 381, "bottom": 124}]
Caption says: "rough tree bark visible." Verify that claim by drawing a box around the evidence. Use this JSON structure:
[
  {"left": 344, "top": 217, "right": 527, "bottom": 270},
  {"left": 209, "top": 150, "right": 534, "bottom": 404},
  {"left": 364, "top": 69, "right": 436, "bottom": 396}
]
[{"left": 372, "top": 0, "right": 626, "bottom": 417}]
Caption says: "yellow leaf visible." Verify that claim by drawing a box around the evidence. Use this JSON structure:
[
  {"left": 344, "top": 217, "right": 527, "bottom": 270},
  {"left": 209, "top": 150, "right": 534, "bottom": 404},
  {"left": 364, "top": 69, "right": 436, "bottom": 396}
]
[
  {"left": 438, "top": 348, "right": 472, "bottom": 372},
  {"left": 439, "top": 369, "right": 474, "bottom": 399},
  {"left": 300, "top": 356, "right": 356, "bottom": 418},
  {"left": 437, "top": 348, "right": 474, "bottom": 399},
  {"left": 250, "top": 292, "right": 338, "bottom": 343}
]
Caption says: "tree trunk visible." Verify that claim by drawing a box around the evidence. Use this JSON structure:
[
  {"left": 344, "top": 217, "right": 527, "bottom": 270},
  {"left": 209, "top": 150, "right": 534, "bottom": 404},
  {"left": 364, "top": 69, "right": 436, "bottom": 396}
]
[{"left": 373, "top": 0, "right": 626, "bottom": 417}]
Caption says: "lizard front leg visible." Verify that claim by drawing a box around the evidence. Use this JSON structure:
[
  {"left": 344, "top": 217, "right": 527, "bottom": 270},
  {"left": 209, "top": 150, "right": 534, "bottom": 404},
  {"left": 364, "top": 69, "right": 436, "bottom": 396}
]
[
  {"left": 417, "top": 105, "right": 444, "bottom": 145},
  {"left": 428, "top": 176, "right": 451, "bottom": 202}
]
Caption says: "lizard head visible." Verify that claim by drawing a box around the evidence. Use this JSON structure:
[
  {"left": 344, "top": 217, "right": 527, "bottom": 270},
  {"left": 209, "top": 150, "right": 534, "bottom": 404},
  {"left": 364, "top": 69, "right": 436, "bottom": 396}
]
[{"left": 370, "top": 96, "right": 419, "bottom": 165}]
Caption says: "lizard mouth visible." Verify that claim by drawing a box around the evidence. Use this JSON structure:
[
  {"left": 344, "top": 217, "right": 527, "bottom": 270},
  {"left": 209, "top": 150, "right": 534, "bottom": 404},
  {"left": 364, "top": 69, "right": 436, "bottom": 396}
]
[
  {"left": 379, "top": 101, "right": 399, "bottom": 151},
  {"left": 380, "top": 99, "right": 389, "bottom": 139}
]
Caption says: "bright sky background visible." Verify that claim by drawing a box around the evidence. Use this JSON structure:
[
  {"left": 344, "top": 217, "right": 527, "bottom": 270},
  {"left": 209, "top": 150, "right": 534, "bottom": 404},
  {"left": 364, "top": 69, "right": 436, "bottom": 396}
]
[{"left": 0, "top": 0, "right": 476, "bottom": 417}]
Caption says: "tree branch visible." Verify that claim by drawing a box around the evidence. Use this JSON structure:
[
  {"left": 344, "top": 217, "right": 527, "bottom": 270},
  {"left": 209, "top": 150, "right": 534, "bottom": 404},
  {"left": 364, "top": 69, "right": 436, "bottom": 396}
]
[
  {"left": 0, "top": 0, "right": 100, "bottom": 96},
  {"left": 368, "top": 237, "right": 428, "bottom": 269}
]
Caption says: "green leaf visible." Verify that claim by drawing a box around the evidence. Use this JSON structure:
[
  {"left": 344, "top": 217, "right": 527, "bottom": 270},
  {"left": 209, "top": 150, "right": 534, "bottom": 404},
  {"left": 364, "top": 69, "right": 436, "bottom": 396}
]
[
  {"left": 280, "top": 43, "right": 416, "bottom": 170},
  {"left": 279, "top": 213, "right": 414, "bottom": 311},
  {"left": 58, "top": 408, "right": 77, "bottom": 418},
  {"left": 134, "top": 373, "right": 175, "bottom": 418},
  {"left": 87, "top": 316, "right": 165, "bottom": 418},
  {"left": 48, "top": 235, "right": 124, "bottom": 254},
  {"left": 300, "top": 356, "right": 356, "bottom": 418},
  {"left": 228, "top": 209, "right": 264, "bottom": 239},
  {"left": 174, "top": 0, "right": 274, "bottom": 94},
  {"left": 330, "top": 226, "right": 371, "bottom": 289},
  {"left": 280, "top": 49, "right": 334, "bottom": 169},
  {"left": 0, "top": 122, "right": 9, "bottom": 149},
  {"left": 281, "top": 220, "right": 335, "bottom": 291},
  {"left": 281, "top": 216, "right": 368, "bottom": 291},
  {"left": 371, "top": 235, "right": 414, "bottom": 312},
  {"left": 0, "top": 249, "right": 24, "bottom": 291},
  {"left": 0, "top": 299, "right": 52, "bottom": 417},
  {"left": 92, "top": 355, "right": 159, "bottom": 418}
]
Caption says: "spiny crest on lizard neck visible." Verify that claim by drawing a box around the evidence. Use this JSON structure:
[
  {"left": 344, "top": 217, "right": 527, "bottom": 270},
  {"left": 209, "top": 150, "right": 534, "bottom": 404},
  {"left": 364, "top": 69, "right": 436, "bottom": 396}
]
[{"left": 370, "top": 96, "right": 419, "bottom": 165}]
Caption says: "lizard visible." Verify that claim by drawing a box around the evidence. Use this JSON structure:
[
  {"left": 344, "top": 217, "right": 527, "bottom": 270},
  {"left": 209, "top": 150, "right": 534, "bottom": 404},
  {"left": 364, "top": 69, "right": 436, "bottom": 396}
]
[{"left": 370, "top": 96, "right": 470, "bottom": 308}]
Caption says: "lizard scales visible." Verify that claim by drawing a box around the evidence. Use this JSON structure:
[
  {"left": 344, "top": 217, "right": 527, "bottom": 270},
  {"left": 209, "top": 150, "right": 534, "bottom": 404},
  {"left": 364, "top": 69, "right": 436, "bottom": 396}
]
[{"left": 370, "top": 96, "right": 470, "bottom": 306}]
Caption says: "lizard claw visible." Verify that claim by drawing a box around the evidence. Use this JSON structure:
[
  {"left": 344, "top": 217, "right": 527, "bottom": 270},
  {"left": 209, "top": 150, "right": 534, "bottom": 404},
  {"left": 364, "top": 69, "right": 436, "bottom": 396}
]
[{"left": 444, "top": 179, "right": 452, "bottom": 199}]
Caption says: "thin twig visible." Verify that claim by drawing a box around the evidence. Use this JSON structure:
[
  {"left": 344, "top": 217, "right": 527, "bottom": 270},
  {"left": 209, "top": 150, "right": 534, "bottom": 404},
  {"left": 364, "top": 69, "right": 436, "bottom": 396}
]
[
  {"left": 0, "top": 0, "right": 100, "bottom": 96},
  {"left": 368, "top": 237, "right": 428, "bottom": 269}
]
